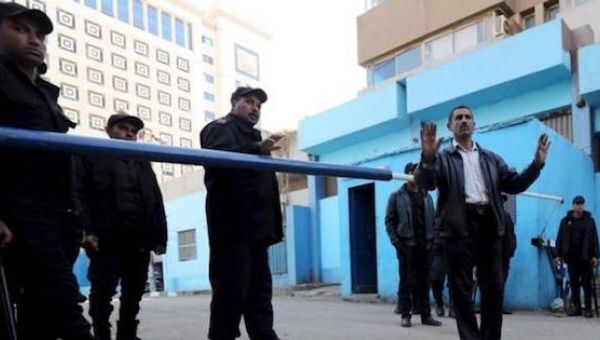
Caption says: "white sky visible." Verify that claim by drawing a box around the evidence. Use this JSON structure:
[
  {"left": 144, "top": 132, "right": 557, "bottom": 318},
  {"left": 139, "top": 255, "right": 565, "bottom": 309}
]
[{"left": 215, "top": 0, "right": 366, "bottom": 132}]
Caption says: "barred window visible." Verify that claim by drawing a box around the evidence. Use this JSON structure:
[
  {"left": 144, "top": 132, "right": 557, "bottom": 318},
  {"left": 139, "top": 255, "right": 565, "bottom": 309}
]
[{"left": 178, "top": 229, "right": 197, "bottom": 261}]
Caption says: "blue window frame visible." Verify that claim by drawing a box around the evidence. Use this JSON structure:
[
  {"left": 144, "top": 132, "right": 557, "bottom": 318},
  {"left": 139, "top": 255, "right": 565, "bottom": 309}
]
[
  {"left": 161, "top": 12, "right": 172, "bottom": 41},
  {"left": 175, "top": 19, "right": 185, "bottom": 47},
  {"left": 204, "top": 92, "right": 215, "bottom": 102},
  {"left": 133, "top": 0, "right": 144, "bottom": 29},
  {"left": 84, "top": 0, "right": 97, "bottom": 9},
  {"left": 101, "top": 0, "right": 113, "bottom": 16},
  {"left": 117, "top": 0, "right": 129, "bottom": 23},
  {"left": 147, "top": 6, "right": 158, "bottom": 35},
  {"left": 187, "top": 23, "right": 193, "bottom": 51},
  {"left": 204, "top": 73, "right": 214, "bottom": 84}
]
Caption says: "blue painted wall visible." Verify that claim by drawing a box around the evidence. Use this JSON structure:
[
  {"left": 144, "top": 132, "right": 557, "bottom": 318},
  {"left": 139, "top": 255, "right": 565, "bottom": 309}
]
[
  {"left": 285, "top": 205, "right": 312, "bottom": 285},
  {"left": 319, "top": 196, "right": 342, "bottom": 283}
]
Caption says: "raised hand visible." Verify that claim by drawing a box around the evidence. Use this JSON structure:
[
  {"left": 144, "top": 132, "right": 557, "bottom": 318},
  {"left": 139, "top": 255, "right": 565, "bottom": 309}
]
[
  {"left": 420, "top": 122, "right": 440, "bottom": 164},
  {"left": 534, "top": 133, "right": 550, "bottom": 166},
  {"left": 259, "top": 133, "right": 285, "bottom": 153}
]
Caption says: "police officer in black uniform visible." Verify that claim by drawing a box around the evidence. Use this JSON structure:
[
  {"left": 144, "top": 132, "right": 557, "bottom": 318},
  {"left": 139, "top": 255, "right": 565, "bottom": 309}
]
[
  {"left": 74, "top": 112, "right": 168, "bottom": 340},
  {"left": 0, "top": 3, "right": 93, "bottom": 339},
  {"left": 200, "top": 87, "right": 284, "bottom": 340}
]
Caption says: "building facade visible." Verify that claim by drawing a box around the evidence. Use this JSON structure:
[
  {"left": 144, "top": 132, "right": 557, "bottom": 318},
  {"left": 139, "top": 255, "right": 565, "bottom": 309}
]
[{"left": 299, "top": 0, "right": 600, "bottom": 309}]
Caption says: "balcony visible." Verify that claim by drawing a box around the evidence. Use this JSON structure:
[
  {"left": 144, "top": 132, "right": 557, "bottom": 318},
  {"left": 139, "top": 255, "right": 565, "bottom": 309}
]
[{"left": 579, "top": 42, "right": 600, "bottom": 107}]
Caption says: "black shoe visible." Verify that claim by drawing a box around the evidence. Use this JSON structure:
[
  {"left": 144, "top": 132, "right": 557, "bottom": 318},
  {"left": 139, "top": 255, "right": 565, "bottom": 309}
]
[
  {"left": 401, "top": 316, "right": 412, "bottom": 328},
  {"left": 435, "top": 304, "right": 445, "bottom": 317},
  {"left": 116, "top": 320, "right": 141, "bottom": 340},
  {"left": 584, "top": 309, "right": 593, "bottom": 318},
  {"left": 421, "top": 315, "right": 442, "bottom": 326},
  {"left": 502, "top": 308, "right": 513, "bottom": 315},
  {"left": 567, "top": 308, "right": 583, "bottom": 317}
]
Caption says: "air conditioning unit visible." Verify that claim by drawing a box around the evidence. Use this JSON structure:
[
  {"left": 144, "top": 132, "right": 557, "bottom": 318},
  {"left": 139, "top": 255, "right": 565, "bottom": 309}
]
[{"left": 493, "top": 13, "right": 510, "bottom": 37}]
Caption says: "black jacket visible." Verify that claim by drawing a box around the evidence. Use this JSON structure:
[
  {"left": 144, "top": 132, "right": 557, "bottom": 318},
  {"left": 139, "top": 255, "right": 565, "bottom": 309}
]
[
  {"left": 503, "top": 210, "right": 517, "bottom": 258},
  {"left": 414, "top": 141, "right": 542, "bottom": 237},
  {"left": 72, "top": 156, "right": 168, "bottom": 249},
  {"left": 200, "top": 113, "right": 283, "bottom": 247},
  {"left": 385, "top": 184, "right": 436, "bottom": 248},
  {"left": 555, "top": 210, "right": 600, "bottom": 262},
  {"left": 0, "top": 56, "right": 76, "bottom": 221}
]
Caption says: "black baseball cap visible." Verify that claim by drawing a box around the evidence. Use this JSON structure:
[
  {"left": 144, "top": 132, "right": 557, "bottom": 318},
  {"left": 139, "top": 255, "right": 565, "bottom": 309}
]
[
  {"left": 231, "top": 87, "right": 268, "bottom": 104},
  {"left": 404, "top": 162, "right": 417, "bottom": 174},
  {"left": 572, "top": 195, "right": 585, "bottom": 204},
  {"left": 0, "top": 2, "right": 53, "bottom": 35},
  {"left": 107, "top": 112, "right": 144, "bottom": 130}
]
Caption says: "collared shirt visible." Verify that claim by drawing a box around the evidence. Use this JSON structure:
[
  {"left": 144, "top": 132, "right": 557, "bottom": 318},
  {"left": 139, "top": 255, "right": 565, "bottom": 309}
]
[{"left": 453, "top": 139, "right": 489, "bottom": 204}]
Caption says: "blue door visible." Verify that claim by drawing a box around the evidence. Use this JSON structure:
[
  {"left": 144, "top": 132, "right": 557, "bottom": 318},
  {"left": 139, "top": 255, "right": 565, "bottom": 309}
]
[{"left": 349, "top": 183, "right": 377, "bottom": 294}]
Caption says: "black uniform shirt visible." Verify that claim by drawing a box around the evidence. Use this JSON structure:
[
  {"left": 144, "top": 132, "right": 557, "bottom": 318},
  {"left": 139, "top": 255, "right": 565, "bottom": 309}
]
[
  {"left": 408, "top": 190, "right": 426, "bottom": 246},
  {"left": 568, "top": 216, "right": 586, "bottom": 261},
  {"left": 0, "top": 56, "right": 76, "bottom": 213}
]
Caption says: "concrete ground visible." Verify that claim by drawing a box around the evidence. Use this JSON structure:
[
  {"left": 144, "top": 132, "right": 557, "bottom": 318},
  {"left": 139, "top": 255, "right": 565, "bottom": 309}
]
[{"left": 94, "top": 286, "right": 600, "bottom": 340}]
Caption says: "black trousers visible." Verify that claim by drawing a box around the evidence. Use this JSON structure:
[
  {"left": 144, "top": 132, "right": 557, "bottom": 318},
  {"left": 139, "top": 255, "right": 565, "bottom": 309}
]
[
  {"left": 1, "top": 205, "right": 92, "bottom": 340},
  {"left": 567, "top": 260, "right": 593, "bottom": 311},
  {"left": 430, "top": 254, "right": 446, "bottom": 307},
  {"left": 396, "top": 242, "right": 432, "bottom": 317},
  {"left": 445, "top": 209, "right": 504, "bottom": 340},
  {"left": 87, "top": 238, "right": 150, "bottom": 325},
  {"left": 208, "top": 243, "right": 278, "bottom": 340}
]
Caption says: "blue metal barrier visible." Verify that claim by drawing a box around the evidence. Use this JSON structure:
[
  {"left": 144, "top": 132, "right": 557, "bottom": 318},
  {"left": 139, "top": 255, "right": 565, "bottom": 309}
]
[{"left": 0, "top": 127, "right": 394, "bottom": 181}]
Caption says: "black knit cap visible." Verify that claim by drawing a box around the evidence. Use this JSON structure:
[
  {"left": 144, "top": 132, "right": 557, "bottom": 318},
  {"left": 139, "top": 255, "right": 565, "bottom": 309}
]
[{"left": 0, "top": 2, "right": 53, "bottom": 34}]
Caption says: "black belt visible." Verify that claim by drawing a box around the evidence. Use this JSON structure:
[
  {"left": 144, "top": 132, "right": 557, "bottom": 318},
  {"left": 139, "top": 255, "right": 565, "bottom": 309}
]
[{"left": 465, "top": 203, "right": 490, "bottom": 216}]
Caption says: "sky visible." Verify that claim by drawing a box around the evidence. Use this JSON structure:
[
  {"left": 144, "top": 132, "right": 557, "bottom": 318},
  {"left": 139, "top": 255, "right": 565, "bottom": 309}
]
[{"left": 214, "top": 0, "right": 366, "bottom": 132}]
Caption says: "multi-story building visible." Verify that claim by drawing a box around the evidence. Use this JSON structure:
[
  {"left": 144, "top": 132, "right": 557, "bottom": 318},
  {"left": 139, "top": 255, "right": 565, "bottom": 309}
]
[
  {"left": 5, "top": 0, "right": 270, "bottom": 182},
  {"left": 298, "top": 0, "right": 600, "bottom": 308}
]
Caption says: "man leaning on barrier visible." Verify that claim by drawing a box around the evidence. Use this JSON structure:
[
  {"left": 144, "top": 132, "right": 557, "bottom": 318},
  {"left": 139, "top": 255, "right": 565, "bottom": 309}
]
[
  {"left": 200, "top": 87, "right": 284, "bottom": 340},
  {"left": 74, "top": 112, "right": 168, "bottom": 340},
  {"left": 0, "top": 3, "right": 93, "bottom": 339}
]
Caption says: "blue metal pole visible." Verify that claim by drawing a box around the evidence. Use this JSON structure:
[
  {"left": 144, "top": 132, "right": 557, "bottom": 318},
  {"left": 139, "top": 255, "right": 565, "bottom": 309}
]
[{"left": 0, "top": 127, "right": 393, "bottom": 181}]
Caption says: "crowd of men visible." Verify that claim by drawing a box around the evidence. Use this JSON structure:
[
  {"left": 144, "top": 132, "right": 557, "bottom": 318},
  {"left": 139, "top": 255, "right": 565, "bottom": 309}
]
[{"left": 0, "top": 3, "right": 598, "bottom": 340}]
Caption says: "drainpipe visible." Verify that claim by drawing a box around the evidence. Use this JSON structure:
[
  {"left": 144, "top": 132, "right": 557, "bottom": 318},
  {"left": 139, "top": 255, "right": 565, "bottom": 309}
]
[{"left": 307, "top": 154, "right": 324, "bottom": 282}]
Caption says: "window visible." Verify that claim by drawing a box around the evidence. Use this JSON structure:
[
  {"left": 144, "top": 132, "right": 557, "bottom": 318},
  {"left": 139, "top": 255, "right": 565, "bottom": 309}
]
[
  {"left": 180, "top": 137, "right": 192, "bottom": 148},
  {"left": 133, "top": 0, "right": 144, "bottom": 29},
  {"left": 101, "top": 0, "right": 113, "bottom": 16},
  {"left": 58, "top": 34, "right": 76, "bottom": 53},
  {"left": 371, "top": 59, "right": 395, "bottom": 84},
  {"left": 156, "top": 49, "right": 170, "bottom": 65},
  {"left": 161, "top": 163, "right": 174, "bottom": 176},
  {"left": 86, "top": 44, "right": 103, "bottom": 62},
  {"left": 201, "top": 35, "right": 213, "bottom": 47},
  {"left": 84, "top": 0, "right": 97, "bottom": 10},
  {"left": 136, "top": 83, "right": 151, "bottom": 99},
  {"left": 147, "top": 5, "right": 158, "bottom": 35},
  {"left": 63, "top": 108, "right": 80, "bottom": 124},
  {"left": 546, "top": 4, "right": 560, "bottom": 21},
  {"left": 57, "top": 9, "right": 75, "bottom": 29},
  {"left": 178, "top": 229, "right": 197, "bottom": 261},
  {"left": 111, "top": 53, "right": 127, "bottom": 70},
  {"left": 134, "top": 40, "right": 148, "bottom": 56},
  {"left": 112, "top": 76, "right": 128, "bottom": 92},
  {"left": 114, "top": 98, "right": 129, "bottom": 112},
  {"left": 176, "top": 57, "right": 190, "bottom": 72},
  {"left": 158, "top": 91, "right": 171, "bottom": 106},
  {"left": 59, "top": 58, "right": 77, "bottom": 77},
  {"left": 204, "top": 92, "right": 215, "bottom": 102},
  {"left": 157, "top": 70, "right": 171, "bottom": 85},
  {"left": 395, "top": 45, "right": 421, "bottom": 75},
  {"left": 159, "top": 132, "right": 173, "bottom": 145},
  {"left": 87, "top": 67, "right": 104, "bottom": 85},
  {"left": 161, "top": 12, "right": 172, "bottom": 41},
  {"left": 573, "top": 0, "right": 591, "bottom": 5},
  {"left": 137, "top": 105, "right": 152, "bottom": 121},
  {"left": 187, "top": 23, "right": 193, "bottom": 51},
  {"left": 88, "top": 91, "right": 105, "bottom": 108},
  {"left": 178, "top": 97, "right": 191, "bottom": 112},
  {"left": 235, "top": 44, "right": 259, "bottom": 80},
  {"left": 29, "top": 0, "right": 46, "bottom": 11},
  {"left": 89, "top": 114, "right": 106, "bottom": 131},
  {"left": 523, "top": 13, "right": 535, "bottom": 29},
  {"left": 175, "top": 19, "right": 185, "bottom": 47},
  {"left": 117, "top": 0, "right": 129, "bottom": 23},
  {"left": 179, "top": 117, "right": 192, "bottom": 132},
  {"left": 424, "top": 33, "right": 453, "bottom": 63},
  {"left": 135, "top": 62, "right": 150, "bottom": 78},
  {"left": 84, "top": 20, "right": 102, "bottom": 39},
  {"left": 202, "top": 54, "right": 214, "bottom": 65},
  {"left": 111, "top": 31, "right": 126, "bottom": 48},
  {"left": 177, "top": 77, "right": 190, "bottom": 92},
  {"left": 159, "top": 111, "right": 172, "bottom": 126},
  {"left": 60, "top": 83, "right": 79, "bottom": 100},
  {"left": 204, "top": 73, "right": 214, "bottom": 84},
  {"left": 204, "top": 110, "right": 215, "bottom": 121}
]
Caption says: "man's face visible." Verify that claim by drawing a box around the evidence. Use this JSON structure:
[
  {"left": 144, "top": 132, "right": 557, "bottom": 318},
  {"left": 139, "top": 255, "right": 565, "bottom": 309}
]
[
  {"left": 573, "top": 202, "right": 585, "bottom": 214},
  {"left": 447, "top": 107, "right": 474, "bottom": 140},
  {"left": 105, "top": 122, "right": 139, "bottom": 141},
  {"left": 231, "top": 95, "right": 262, "bottom": 125},
  {"left": 0, "top": 17, "right": 47, "bottom": 68}
]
